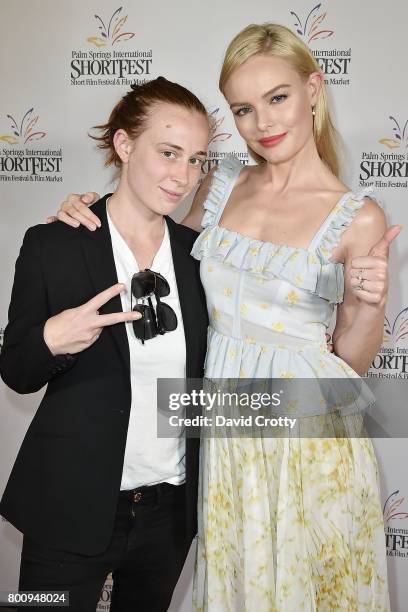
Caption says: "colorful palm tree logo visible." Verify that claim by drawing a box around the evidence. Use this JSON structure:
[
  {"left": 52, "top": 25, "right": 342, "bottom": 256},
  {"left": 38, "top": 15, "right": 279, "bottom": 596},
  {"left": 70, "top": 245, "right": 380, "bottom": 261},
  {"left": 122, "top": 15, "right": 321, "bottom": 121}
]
[
  {"left": 87, "top": 7, "right": 135, "bottom": 47},
  {"left": 0, "top": 108, "right": 46, "bottom": 145},
  {"left": 383, "top": 307, "right": 408, "bottom": 345},
  {"left": 290, "top": 3, "right": 334, "bottom": 44},
  {"left": 379, "top": 116, "right": 408, "bottom": 150},
  {"left": 384, "top": 490, "right": 408, "bottom": 523},
  {"left": 208, "top": 108, "right": 231, "bottom": 145}
]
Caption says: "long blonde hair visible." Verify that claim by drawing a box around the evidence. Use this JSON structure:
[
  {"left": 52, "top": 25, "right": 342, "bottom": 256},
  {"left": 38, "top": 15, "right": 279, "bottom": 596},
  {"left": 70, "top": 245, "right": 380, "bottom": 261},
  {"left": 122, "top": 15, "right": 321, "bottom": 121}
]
[{"left": 219, "top": 23, "right": 340, "bottom": 177}]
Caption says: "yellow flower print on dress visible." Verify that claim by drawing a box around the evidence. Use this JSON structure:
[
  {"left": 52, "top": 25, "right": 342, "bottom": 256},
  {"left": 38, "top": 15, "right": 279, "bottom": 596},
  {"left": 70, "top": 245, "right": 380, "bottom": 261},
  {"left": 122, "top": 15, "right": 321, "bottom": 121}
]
[
  {"left": 260, "top": 303, "right": 269, "bottom": 310},
  {"left": 267, "top": 248, "right": 283, "bottom": 261},
  {"left": 249, "top": 247, "right": 260, "bottom": 255},
  {"left": 212, "top": 307, "right": 220, "bottom": 321},
  {"left": 289, "top": 250, "right": 300, "bottom": 261},
  {"left": 245, "top": 335, "right": 256, "bottom": 345},
  {"left": 286, "top": 290, "right": 299, "bottom": 307},
  {"left": 207, "top": 264, "right": 214, "bottom": 272},
  {"left": 294, "top": 275, "right": 304, "bottom": 286},
  {"left": 285, "top": 400, "right": 299, "bottom": 410},
  {"left": 308, "top": 253, "right": 318, "bottom": 264},
  {"left": 240, "top": 304, "right": 248, "bottom": 315},
  {"left": 223, "top": 287, "right": 232, "bottom": 297},
  {"left": 219, "top": 239, "right": 231, "bottom": 247},
  {"left": 279, "top": 371, "right": 295, "bottom": 378},
  {"left": 271, "top": 322, "right": 285, "bottom": 332}
]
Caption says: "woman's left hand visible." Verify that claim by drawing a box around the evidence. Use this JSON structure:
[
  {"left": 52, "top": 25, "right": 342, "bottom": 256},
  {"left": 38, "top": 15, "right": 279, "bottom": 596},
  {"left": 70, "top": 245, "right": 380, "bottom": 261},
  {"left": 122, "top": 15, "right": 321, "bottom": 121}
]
[{"left": 349, "top": 224, "right": 401, "bottom": 304}]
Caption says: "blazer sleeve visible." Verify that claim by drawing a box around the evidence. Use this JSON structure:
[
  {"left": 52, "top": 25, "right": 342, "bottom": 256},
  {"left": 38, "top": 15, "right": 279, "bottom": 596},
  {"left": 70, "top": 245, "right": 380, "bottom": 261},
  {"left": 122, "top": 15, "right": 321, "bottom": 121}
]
[{"left": 0, "top": 226, "right": 76, "bottom": 394}]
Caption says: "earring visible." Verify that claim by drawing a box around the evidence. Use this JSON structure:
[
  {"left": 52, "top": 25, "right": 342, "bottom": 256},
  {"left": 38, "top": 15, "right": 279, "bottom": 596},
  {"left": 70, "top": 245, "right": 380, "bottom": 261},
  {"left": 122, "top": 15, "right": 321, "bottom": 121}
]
[{"left": 312, "top": 106, "right": 316, "bottom": 116}]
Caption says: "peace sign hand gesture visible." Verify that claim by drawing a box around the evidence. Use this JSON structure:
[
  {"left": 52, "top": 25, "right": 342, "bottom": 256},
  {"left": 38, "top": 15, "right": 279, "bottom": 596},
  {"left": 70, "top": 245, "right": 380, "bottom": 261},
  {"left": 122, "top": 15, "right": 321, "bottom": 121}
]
[{"left": 43, "top": 283, "right": 141, "bottom": 356}]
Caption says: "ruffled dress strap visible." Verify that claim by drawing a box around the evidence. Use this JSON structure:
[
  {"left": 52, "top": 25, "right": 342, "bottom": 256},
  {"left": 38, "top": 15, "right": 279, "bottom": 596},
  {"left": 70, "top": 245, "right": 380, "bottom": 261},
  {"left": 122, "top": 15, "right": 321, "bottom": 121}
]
[
  {"left": 310, "top": 186, "right": 377, "bottom": 263},
  {"left": 201, "top": 155, "right": 243, "bottom": 229}
]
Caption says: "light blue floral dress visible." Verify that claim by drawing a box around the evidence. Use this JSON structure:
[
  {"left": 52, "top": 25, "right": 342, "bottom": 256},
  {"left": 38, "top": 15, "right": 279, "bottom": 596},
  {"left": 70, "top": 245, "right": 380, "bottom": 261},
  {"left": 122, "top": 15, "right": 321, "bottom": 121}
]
[{"left": 191, "top": 156, "right": 389, "bottom": 611}]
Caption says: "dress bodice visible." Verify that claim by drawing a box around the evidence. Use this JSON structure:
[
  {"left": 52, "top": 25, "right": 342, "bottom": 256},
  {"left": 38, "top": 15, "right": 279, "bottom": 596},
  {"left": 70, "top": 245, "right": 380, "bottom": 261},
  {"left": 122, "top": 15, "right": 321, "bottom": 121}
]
[{"left": 191, "top": 156, "right": 376, "bottom": 413}]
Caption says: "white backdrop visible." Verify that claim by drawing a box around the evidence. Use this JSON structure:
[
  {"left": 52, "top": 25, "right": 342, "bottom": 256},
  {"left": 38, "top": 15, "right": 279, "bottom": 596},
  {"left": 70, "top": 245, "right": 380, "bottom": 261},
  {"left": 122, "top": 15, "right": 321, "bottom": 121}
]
[{"left": 1, "top": 1, "right": 407, "bottom": 610}]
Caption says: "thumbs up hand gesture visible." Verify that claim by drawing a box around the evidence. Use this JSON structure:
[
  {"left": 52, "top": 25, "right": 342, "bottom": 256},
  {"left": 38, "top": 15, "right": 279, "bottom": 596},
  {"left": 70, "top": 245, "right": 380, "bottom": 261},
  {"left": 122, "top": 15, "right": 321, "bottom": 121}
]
[{"left": 349, "top": 225, "right": 401, "bottom": 304}]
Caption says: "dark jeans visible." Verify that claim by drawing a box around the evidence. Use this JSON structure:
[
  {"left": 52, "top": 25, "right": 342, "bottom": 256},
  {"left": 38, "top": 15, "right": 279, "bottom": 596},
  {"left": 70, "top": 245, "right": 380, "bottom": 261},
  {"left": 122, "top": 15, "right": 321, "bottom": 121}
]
[{"left": 19, "top": 483, "right": 189, "bottom": 611}]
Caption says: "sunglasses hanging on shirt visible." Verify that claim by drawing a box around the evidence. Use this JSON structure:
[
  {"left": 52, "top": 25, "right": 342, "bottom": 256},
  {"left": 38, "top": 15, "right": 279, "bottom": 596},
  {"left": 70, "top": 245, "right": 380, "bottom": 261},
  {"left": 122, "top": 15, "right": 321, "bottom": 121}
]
[{"left": 130, "top": 269, "right": 178, "bottom": 344}]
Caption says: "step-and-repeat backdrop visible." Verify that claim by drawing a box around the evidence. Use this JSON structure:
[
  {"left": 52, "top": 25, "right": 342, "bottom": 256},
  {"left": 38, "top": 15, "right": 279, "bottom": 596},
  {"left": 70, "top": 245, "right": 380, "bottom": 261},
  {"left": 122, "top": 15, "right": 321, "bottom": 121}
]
[{"left": 1, "top": 1, "right": 407, "bottom": 610}]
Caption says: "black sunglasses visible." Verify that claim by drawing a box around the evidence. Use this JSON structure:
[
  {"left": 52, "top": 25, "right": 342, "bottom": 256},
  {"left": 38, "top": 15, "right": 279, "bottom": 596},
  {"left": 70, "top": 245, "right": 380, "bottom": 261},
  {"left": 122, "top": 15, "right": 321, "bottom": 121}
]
[{"left": 131, "top": 269, "right": 177, "bottom": 344}]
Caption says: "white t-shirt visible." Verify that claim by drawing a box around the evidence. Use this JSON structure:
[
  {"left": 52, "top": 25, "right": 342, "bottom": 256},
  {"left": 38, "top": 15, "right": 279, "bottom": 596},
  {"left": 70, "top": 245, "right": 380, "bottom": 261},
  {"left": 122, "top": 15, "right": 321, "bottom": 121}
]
[{"left": 107, "top": 204, "right": 186, "bottom": 489}]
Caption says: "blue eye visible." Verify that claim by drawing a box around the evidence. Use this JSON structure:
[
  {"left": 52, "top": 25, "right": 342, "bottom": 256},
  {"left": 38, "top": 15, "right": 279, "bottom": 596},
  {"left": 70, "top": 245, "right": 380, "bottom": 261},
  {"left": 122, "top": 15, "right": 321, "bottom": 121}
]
[{"left": 270, "top": 94, "right": 287, "bottom": 104}]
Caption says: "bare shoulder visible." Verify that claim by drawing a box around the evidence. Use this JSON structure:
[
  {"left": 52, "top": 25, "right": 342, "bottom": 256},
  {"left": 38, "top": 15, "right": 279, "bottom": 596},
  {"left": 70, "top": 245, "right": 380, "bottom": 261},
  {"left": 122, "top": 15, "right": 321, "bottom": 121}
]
[
  {"left": 347, "top": 196, "right": 386, "bottom": 235},
  {"left": 342, "top": 196, "right": 386, "bottom": 255}
]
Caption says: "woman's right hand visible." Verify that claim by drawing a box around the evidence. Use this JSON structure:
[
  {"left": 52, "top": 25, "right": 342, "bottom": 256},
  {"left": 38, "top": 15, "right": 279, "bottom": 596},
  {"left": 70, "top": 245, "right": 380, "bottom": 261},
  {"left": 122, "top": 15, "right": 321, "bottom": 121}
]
[
  {"left": 46, "top": 191, "right": 101, "bottom": 231},
  {"left": 43, "top": 283, "right": 141, "bottom": 356}
]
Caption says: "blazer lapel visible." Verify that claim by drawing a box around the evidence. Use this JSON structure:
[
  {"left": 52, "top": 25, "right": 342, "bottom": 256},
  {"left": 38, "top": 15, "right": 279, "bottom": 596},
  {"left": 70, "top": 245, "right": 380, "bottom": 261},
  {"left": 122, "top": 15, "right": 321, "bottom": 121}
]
[{"left": 79, "top": 196, "right": 130, "bottom": 376}]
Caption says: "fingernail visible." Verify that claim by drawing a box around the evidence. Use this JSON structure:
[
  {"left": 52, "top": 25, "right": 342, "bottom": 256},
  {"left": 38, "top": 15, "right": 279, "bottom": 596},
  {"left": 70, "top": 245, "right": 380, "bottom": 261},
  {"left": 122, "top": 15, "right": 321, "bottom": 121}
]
[
  {"left": 74, "top": 221, "right": 80, "bottom": 228},
  {"left": 133, "top": 313, "right": 142, "bottom": 319},
  {"left": 88, "top": 224, "right": 96, "bottom": 231}
]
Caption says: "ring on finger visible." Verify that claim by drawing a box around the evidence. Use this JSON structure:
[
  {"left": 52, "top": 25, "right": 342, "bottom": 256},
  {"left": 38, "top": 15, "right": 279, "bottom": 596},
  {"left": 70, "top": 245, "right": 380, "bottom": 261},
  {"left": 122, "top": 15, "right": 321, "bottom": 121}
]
[{"left": 356, "top": 278, "right": 365, "bottom": 291}]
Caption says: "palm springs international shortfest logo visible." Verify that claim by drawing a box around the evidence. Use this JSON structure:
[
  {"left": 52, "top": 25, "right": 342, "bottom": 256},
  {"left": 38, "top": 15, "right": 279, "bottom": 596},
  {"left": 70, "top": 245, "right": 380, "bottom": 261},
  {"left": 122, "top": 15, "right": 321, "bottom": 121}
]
[
  {"left": 290, "top": 4, "right": 334, "bottom": 43},
  {"left": 0, "top": 108, "right": 62, "bottom": 183},
  {"left": 0, "top": 108, "right": 46, "bottom": 145},
  {"left": 202, "top": 107, "right": 248, "bottom": 176},
  {"left": 87, "top": 7, "right": 135, "bottom": 47},
  {"left": 360, "top": 116, "right": 408, "bottom": 189},
  {"left": 289, "top": 3, "right": 351, "bottom": 86},
  {"left": 366, "top": 307, "right": 408, "bottom": 378},
  {"left": 384, "top": 490, "right": 408, "bottom": 558},
  {"left": 71, "top": 6, "right": 152, "bottom": 87}
]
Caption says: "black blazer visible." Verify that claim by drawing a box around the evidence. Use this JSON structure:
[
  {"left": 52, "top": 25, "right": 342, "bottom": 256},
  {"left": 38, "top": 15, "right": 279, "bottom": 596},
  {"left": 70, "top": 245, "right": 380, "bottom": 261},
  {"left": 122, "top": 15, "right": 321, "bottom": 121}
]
[{"left": 0, "top": 196, "right": 208, "bottom": 555}]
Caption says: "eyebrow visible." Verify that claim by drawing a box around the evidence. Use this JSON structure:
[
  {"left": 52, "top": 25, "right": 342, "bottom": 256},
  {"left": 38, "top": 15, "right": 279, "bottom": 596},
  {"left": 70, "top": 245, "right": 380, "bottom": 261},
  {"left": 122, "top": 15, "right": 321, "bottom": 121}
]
[
  {"left": 158, "top": 142, "right": 207, "bottom": 156},
  {"left": 229, "top": 83, "right": 291, "bottom": 109}
]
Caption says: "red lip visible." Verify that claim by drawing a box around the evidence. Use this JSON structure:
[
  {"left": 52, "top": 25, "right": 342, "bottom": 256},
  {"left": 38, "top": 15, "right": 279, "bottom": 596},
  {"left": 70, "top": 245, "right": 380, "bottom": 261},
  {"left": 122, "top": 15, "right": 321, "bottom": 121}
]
[{"left": 258, "top": 133, "right": 287, "bottom": 147}]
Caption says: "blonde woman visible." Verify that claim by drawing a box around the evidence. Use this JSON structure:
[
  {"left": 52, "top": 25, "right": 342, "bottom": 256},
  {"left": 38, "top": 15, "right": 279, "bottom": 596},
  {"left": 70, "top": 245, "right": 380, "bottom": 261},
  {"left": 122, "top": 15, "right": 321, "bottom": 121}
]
[{"left": 54, "top": 24, "right": 397, "bottom": 611}]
